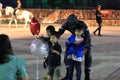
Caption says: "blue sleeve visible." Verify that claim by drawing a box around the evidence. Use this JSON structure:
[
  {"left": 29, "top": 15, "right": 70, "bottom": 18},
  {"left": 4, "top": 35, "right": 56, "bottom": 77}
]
[
  {"left": 65, "top": 35, "right": 75, "bottom": 47},
  {"left": 68, "top": 35, "right": 75, "bottom": 43},
  {"left": 77, "top": 42, "right": 85, "bottom": 51}
]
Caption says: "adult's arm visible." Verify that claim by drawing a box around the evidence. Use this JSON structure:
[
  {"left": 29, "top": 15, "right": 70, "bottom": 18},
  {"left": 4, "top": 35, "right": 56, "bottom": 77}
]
[
  {"left": 57, "top": 23, "right": 67, "bottom": 38},
  {"left": 82, "top": 21, "right": 91, "bottom": 47}
]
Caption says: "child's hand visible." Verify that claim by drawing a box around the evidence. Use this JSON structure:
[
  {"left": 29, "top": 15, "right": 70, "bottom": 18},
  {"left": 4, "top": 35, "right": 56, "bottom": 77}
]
[
  {"left": 74, "top": 37, "right": 84, "bottom": 44},
  {"left": 74, "top": 39, "right": 84, "bottom": 44},
  {"left": 52, "top": 49, "right": 60, "bottom": 55},
  {"left": 83, "top": 49, "right": 87, "bottom": 54}
]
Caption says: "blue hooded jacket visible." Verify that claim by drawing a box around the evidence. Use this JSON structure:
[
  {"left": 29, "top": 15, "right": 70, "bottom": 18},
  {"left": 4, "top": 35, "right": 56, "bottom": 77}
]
[{"left": 66, "top": 34, "right": 85, "bottom": 58}]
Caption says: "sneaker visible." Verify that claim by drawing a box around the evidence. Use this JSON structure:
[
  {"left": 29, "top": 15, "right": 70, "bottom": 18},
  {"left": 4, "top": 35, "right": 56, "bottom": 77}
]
[
  {"left": 98, "top": 34, "right": 102, "bottom": 36},
  {"left": 93, "top": 32, "right": 96, "bottom": 35}
]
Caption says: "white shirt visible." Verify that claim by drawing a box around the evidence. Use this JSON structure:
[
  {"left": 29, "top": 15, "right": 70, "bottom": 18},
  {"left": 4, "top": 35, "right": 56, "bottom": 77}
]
[{"left": 67, "top": 37, "right": 84, "bottom": 62}]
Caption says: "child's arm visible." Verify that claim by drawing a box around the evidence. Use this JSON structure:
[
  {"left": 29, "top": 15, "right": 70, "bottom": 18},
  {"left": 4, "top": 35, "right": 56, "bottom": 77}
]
[
  {"left": 52, "top": 44, "right": 62, "bottom": 55},
  {"left": 52, "top": 49, "right": 60, "bottom": 55}
]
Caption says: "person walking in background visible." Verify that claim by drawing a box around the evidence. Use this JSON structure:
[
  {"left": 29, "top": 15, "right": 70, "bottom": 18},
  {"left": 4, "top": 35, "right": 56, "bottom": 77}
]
[
  {"left": 0, "top": 34, "right": 28, "bottom": 80},
  {"left": 93, "top": 5, "right": 103, "bottom": 36},
  {"left": 57, "top": 14, "right": 92, "bottom": 80},
  {"left": 65, "top": 24, "right": 86, "bottom": 80}
]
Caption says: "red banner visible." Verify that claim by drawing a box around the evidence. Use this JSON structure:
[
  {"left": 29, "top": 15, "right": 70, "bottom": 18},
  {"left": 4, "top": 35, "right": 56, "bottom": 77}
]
[{"left": 101, "top": 10, "right": 112, "bottom": 19}]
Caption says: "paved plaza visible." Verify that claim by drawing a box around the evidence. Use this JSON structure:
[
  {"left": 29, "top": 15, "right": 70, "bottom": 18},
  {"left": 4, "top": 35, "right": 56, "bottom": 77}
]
[{"left": 0, "top": 24, "right": 120, "bottom": 80}]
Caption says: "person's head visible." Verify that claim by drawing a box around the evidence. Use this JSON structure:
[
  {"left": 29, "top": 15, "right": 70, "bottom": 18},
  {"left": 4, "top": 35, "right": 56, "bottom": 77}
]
[
  {"left": 50, "top": 33, "right": 58, "bottom": 44},
  {"left": 0, "top": 34, "right": 13, "bottom": 64},
  {"left": 74, "top": 23, "right": 85, "bottom": 37},
  {"left": 97, "top": 5, "right": 101, "bottom": 10},
  {"left": 67, "top": 14, "right": 79, "bottom": 27},
  {"left": 46, "top": 25, "right": 55, "bottom": 37}
]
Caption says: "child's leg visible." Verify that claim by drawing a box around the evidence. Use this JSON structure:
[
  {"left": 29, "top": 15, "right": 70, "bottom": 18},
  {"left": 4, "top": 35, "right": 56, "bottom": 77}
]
[
  {"left": 75, "top": 61, "right": 82, "bottom": 80},
  {"left": 48, "top": 66, "right": 54, "bottom": 80},
  {"left": 67, "top": 59, "right": 74, "bottom": 80},
  {"left": 48, "top": 75, "right": 53, "bottom": 80},
  {"left": 55, "top": 66, "right": 61, "bottom": 80}
]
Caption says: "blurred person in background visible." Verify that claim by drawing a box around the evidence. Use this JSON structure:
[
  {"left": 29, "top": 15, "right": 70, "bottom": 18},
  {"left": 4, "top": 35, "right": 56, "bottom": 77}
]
[
  {"left": 0, "top": 34, "right": 28, "bottom": 80},
  {"left": 93, "top": 5, "right": 103, "bottom": 36}
]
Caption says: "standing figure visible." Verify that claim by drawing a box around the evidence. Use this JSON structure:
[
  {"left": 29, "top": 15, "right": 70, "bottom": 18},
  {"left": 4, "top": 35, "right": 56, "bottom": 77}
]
[
  {"left": 66, "top": 24, "right": 86, "bottom": 80},
  {"left": 0, "top": 34, "right": 28, "bottom": 80},
  {"left": 39, "top": 25, "right": 57, "bottom": 69},
  {"left": 93, "top": 5, "right": 102, "bottom": 36},
  {"left": 57, "top": 14, "right": 92, "bottom": 80},
  {"left": 46, "top": 33, "right": 62, "bottom": 80}
]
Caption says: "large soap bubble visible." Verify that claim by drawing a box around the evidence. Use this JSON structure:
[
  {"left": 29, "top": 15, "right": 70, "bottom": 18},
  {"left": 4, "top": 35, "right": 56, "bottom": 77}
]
[{"left": 30, "top": 38, "right": 49, "bottom": 57}]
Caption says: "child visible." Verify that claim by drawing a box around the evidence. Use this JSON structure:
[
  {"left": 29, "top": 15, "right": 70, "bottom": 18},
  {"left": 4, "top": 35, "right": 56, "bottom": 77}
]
[
  {"left": 39, "top": 25, "right": 57, "bottom": 69},
  {"left": 65, "top": 24, "right": 86, "bottom": 80},
  {"left": 39, "top": 25, "right": 56, "bottom": 42},
  {"left": 46, "top": 33, "right": 62, "bottom": 80}
]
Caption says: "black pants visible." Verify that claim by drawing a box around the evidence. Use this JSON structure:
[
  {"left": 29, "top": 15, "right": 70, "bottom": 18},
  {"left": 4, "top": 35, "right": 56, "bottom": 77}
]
[
  {"left": 94, "top": 23, "right": 102, "bottom": 35},
  {"left": 63, "top": 47, "right": 92, "bottom": 80},
  {"left": 67, "top": 59, "right": 82, "bottom": 80},
  {"left": 84, "top": 47, "right": 92, "bottom": 80}
]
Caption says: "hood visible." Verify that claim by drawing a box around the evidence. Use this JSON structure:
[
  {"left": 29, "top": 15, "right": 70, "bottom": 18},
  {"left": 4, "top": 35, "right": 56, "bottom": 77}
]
[{"left": 67, "top": 14, "right": 79, "bottom": 27}]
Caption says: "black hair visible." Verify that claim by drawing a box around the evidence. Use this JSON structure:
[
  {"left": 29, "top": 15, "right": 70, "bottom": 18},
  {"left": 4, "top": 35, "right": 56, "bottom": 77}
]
[
  {"left": 0, "top": 34, "right": 13, "bottom": 64},
  {"left": 46, "top": 25, "right": 55, "bottom": 31},
  {"left": 50, "top": 31, "right": 59, "bottom": 38}
]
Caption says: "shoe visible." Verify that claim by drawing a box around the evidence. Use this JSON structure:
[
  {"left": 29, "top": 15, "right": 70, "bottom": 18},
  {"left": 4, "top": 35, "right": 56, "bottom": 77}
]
[
  {"left": 98, "top": 34, "right": 102, "bottom": 36},
  {"left": 93, "top": 32, "right": 96, "bottom": 35}
]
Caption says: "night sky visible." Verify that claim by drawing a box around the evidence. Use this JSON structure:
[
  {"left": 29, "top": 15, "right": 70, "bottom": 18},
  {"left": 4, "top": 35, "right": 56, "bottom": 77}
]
[
  {"left": 0, "top": 0, "right": 120, "bottom": 9},
  {"left": 0, "top": 0, "right": 17, "bottom": 8}
]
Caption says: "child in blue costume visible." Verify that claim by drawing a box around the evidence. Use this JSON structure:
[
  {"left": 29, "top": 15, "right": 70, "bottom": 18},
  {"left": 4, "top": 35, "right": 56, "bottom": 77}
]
[{"left": 65, "top": 24, "right": 86, "bottom": 80}]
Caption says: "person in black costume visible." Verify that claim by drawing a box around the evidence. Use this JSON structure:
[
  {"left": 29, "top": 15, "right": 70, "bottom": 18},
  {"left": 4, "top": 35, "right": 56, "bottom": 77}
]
[
  {"left": 57, "top": 14, "right": 92, "bottom": 80},
  {"left": 93, "top": 5, "right": 103, "bottom": 36}
]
